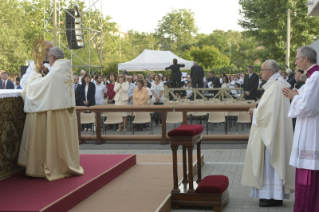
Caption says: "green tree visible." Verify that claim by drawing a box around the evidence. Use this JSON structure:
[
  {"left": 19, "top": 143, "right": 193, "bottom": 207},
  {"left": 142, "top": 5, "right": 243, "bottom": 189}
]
[
  {"left": 155, "top": 8, "right": 198, "bottom": 55},
  {"left": 184, "top": 46, "right": 230, "bottom": 70},
  {"left": 238, "top": 0, "right": 319, "bottom": 65}
]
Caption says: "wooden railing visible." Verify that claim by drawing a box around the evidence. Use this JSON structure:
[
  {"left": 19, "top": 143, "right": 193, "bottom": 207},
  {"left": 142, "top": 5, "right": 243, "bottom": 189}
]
[
  {"left": 165, "top": 87, "right": 264, "bottom": 101},
  {"left": 76, "top": 104, "right": 255, "bottom": 145}
]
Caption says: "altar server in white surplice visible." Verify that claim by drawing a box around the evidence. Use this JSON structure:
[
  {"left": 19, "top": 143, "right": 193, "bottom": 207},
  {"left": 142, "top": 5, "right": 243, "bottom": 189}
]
[
  {"left": 283, "top": 46, "right": 319, "bottom": 212},
  {"left": 20, "top": 40, "right": 53, "bottom": 88},
  {"left": 18, "top": 47, "right": 84, "bottom": 181},
  {"left": 241, "top": 59, "right": 295, "bottom": 208}
]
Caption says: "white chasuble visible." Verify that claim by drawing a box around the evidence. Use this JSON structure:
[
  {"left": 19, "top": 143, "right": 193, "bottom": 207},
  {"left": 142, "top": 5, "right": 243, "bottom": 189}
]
[
  {"left": 18, "top": 59, "right": 83, "bottom": 181},
  {"left": 241, "top": 73, "right": 295, "bottom": 197}
]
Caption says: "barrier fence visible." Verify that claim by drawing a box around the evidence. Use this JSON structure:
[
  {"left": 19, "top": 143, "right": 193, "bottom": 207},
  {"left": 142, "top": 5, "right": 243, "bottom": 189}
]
[
  {"left": 76, "top": 104, "right": 255, "bottom": 145},
  {"left": 165, "top": 87, "right": 264, "bottom": 101}
]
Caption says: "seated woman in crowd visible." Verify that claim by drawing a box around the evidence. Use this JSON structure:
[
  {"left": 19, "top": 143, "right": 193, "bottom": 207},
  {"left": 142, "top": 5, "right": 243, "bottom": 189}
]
[
  {"left": 133, "top": 80, "right": 149, "bottom": 131},
  {"left": 80, "top": 73, "right": 96, "bottom": 131},
  {"left": 114, "top": 73, "right": 129, "bottom": 131}
]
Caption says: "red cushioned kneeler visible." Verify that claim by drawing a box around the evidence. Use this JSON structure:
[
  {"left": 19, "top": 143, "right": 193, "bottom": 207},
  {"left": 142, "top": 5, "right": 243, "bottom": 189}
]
[
  {"left": 196, "top": 175, "right": 229, "bottom": 194},
  {"left": 168, "top": 124, "right": 204, "bottom": 137}
]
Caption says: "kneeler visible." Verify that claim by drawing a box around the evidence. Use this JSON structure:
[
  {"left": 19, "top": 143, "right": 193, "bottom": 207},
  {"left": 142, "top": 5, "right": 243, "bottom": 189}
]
[{"left": 168, "top": 125, "right": 230, "bottom": 211}]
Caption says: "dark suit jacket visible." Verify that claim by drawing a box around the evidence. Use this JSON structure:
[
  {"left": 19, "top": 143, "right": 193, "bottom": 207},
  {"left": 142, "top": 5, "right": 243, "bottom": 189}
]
[
  {"left": 80, "top": 82, "right": 96, "bottom": 106},
  {"left": 190, "top": 65, "right": 204, "bottom": 78},
  {"left": 295, "top": 81, "right": 305, "bottom": 89},
  {"left": 74, "top": 83, "right": 81, "bottom": 106},
  {"left": 165, "top": 64, "right": 185, "bottom": 79},
  {"left": 288, "top": 78, "right": 297, "bottom": 89},
  {"left": 206, "top": 77, "right": 221, "bottom": 88},
  {"left": 0, "top": 80, "right": 14, "bottom": 89},
  {"left": 243, "top": 73, "right": 259, "bottom": 100}
]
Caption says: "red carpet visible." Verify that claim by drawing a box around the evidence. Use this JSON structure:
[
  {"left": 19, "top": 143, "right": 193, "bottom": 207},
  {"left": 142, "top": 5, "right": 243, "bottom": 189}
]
[{"left": 0, "top": 154, "right": 136, "bottom": 212}]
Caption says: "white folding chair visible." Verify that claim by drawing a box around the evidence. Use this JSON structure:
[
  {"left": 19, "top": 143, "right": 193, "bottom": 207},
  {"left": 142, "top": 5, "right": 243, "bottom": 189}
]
[
  {"left": 207, "top": 112, "right": 227, "bottom": 134},
  {"left": 80, "top": 112, "right": 96, "bottom": 134},
  {"left": 166, "top": 111, "right": 183, "bottom": 128},
  {"left": 103, "top": 112, "right": 123, "bottom": 134},
  {"left": 237, "top": 112, "right": 251, "bottom": 132},
  {"left": 132, "top": 112, "right": 152, "bottom": 135}
]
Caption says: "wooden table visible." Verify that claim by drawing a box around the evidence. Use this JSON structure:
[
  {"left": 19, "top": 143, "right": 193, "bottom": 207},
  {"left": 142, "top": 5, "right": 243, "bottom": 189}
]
[{"left": 0, "top": 90, "right": 25, "bottom": 179}]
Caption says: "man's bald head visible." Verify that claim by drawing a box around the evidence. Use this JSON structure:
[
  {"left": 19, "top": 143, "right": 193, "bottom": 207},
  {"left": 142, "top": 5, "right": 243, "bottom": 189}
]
[{"left": 45, "top": 40, "right": 53, "bottom": 61}]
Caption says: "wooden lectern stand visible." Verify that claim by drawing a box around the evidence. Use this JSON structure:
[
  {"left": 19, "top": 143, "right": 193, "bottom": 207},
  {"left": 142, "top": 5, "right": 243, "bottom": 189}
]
[{"left": 168, "top": 125, "right": 229, "bottom": 211}]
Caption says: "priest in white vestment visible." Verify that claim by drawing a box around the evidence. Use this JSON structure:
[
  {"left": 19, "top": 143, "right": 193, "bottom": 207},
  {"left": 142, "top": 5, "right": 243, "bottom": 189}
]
[
  {"left": 18, "top": 47, "right": 84, "bottom": 181},
  {"left": 20, "top": 40, "right": 53, "bottom": 88},
  {"left": 241, "top": 59, "right": 295, "bottom": 207},
  {"left": 283, "top": 46, "right": 319, "bottom": 212}
]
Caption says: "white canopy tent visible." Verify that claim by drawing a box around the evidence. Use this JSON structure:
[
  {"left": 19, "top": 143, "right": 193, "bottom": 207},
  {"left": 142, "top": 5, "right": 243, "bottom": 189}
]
[{"left": 118, "top": 49, "right": 193, "bottom": 73}]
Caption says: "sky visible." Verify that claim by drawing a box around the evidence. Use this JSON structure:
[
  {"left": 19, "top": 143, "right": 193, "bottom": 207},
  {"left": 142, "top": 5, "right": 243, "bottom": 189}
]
[{"left": 83, "top": 0, "right": 244, "bottom": 34}]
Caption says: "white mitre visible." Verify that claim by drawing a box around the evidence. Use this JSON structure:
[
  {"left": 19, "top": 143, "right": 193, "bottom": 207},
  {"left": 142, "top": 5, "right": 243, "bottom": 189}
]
[{"left": 21, "top": 59, "right": 75, "bottom": 113}]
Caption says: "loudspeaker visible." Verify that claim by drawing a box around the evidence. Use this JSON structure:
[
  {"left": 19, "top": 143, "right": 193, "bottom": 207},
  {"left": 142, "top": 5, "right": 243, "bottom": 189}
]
[
  {"left": 66, "top": 6, "right": 85, "bottom": 49},
  {"left": 20, "top": 66, "right": 28, "bottom": 77}
]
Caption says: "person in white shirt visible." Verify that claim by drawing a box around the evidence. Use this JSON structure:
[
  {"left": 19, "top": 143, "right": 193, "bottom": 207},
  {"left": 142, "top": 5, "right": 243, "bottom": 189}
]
[
  {"left": 20, "top": 40, "right": 53, "bottom": 88},
  {"left": 94, "top": 75, "right": 107, "bottom": 105},
  {"left": 283, "top": 46, "right": 319, "bottom": 212},
  {"left": 282, "top": 72, "right": 288, "bottom": 81},
  {"left": 126, "top": 75, "right": 136, "bottom": 105}
]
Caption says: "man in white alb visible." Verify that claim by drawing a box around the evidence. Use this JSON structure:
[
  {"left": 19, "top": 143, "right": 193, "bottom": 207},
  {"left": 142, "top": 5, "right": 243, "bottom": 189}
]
[
  {"left": 20, "top": 40, "right": 53, "bottom": 88},
  {"left": 241, "top": 59, "right": 295, "bottom": 207}
]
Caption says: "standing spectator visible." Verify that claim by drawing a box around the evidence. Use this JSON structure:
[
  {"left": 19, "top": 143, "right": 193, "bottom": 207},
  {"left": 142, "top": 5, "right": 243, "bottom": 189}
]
[
  {"left": 144, "top": 79, "right": 152, "bottom": 101},
  {"left": 146, "top": 73, "right": 153, "bottom": 88},
  {"left": 80, "top": 74, "right": 96, "bottom": 131},
  {"left": 287, "top": 69, "right": 294, "bottom": 81},
  {"left": 288, "top": 70, "right": 302, "bottom": 89},
  {"left": 282, "top": 72, "right": 288, "bottom": 81},
  {"left": 114, "top": 73, "right": 129, "bottom": 131},
  {"left": 126, "top": 75, "right": 136, "bottom": 105},
  {"left": 206, "top": 71, "right": 221, "bottom": 96},
  {"left": 106, "top": 73, "right": 116, "bottom": 104},
  {"left": 243, "top": 65, "right": 259, "bottom": 100},
  {"left": 16, "top": 77, "right": 22, "bottom": 89},
  {"left": 151, "top": 74, "right": 164, "bottom": 126},
  {"left": 79, "top": 70, "right": 85, "bottom": 84},
  {"left": 94, "top": 75, "right": 107, "bottom": 105},
  {"left": 132, "top": 74, "right": 138, "bottom": 84},
  {"left": 162, "top": 75, "right": 170, "bottom": 84},
  {"left": 190, "top": 61, "right": 204, "bottom": 88},
  {"left": 165, "top": 58, "right": 185, "bottom": 88},
  {"left": 0, "top": 72, "right": 14, "bottom": 89},
  {"left": 74, "top": 75, "right": 81, "bottom": 106},
  {"left": 133, "top": 80, "right": 150, "bottom": 131},
  {"left": 295, "top": 74, "right": 306, "bottom": 89}
]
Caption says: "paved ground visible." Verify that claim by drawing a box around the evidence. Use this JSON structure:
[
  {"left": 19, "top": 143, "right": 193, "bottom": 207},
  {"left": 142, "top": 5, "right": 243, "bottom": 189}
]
[{"left": 79, "top": 120, "right": 294, "bottom": 212}]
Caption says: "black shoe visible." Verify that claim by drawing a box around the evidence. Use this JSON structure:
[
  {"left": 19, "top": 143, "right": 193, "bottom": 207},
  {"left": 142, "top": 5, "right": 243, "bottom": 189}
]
[
  {"left": 259, "top": 199, "right": 283, "bottom": 207},
  {"left": 259, "top": 199, "right": 266, "bottom": 203}
]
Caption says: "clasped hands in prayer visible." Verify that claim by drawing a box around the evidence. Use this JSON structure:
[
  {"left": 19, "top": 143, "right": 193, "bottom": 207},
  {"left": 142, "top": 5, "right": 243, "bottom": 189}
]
[{"left": 282, "top": 87, "right": 299, "bottom": 100}]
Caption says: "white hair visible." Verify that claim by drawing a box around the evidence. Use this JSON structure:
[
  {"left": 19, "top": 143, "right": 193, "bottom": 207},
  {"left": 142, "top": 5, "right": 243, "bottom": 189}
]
[
  {"left": 49, "top": 47, "right": 64, "bottom": 59},
  {"left": 264, "top": 59, "right": 279, "bottom": 73},
  {"left": 287, "top": 69, "right": 293, "bottom": 74},
  {"left": 80, "top": 70, "right": 85, "bottom": 73},
  {"left": 45, "top": 40, "right": 53, "bottom": 47}
]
